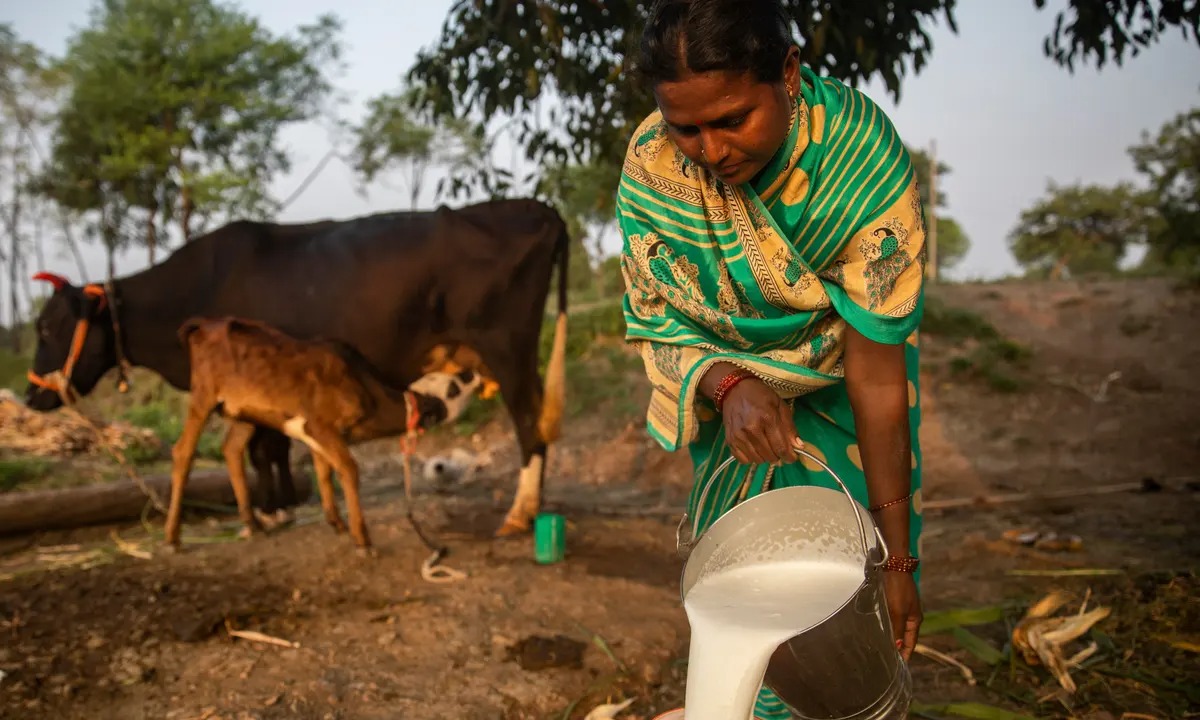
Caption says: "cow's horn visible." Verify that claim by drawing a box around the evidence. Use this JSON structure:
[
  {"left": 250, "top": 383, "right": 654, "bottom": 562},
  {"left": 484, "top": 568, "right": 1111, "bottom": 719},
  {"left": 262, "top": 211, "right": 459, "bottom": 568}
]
[{"left": 32, "top": 272, "right": 71, "bottom": 291}]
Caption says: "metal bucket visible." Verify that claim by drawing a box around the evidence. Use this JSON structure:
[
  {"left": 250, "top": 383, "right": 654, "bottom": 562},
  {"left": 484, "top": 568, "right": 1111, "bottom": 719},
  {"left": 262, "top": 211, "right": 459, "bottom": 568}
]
[{"left": 676, "top": 448, "right": 911, "bottom": 720}]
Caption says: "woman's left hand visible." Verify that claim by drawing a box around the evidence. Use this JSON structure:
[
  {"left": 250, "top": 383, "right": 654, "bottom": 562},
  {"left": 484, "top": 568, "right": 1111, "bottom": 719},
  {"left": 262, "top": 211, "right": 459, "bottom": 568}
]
[{"left": 883, "top": 571, "right": 922, "bottom": 661}]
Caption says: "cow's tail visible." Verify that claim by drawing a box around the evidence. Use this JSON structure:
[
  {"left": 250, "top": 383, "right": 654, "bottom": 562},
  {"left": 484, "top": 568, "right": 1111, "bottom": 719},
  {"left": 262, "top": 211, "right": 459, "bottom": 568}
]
[{"left": 536, "top": 215, "right": 570, "bottom": 444}]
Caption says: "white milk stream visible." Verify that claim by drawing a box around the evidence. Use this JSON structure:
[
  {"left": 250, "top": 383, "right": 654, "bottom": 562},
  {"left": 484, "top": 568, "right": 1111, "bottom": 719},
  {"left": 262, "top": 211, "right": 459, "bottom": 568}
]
[{"left": 682, "top": 559, "right": 866, "bottom": 720}]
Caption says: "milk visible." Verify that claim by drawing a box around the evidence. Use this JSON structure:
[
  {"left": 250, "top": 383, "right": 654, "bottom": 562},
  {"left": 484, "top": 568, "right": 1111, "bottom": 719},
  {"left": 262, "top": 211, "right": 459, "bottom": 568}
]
[{"left": 682, "top": 559, "right": 865, "bottom": 720}]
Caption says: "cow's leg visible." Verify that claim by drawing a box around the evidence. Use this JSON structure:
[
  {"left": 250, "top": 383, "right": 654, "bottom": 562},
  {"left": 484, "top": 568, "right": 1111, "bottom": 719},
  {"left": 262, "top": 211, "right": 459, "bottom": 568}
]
[
  {"left": 303, "top": 421, "right": 373, "bottom": 556},
  {"left": 247, "top": 427, "right": 281, "bottom": 517},
  {"left": 272, "top": 432, "right": 298, "bottom": 509},
  {"left": 164, "top": 401, "right": 214, "bottom": 551},
  {"left": 249, "top": 427, "right": 296, "bottom": 529},
  {"left": 310, "top": 451, "right": 347, "bottom": 534},
  {"left": 483, "top": 345, "right": 547, "bottom": 537},
  {"left": 222, "top": 420, "right": 265, "bottom": 539}
]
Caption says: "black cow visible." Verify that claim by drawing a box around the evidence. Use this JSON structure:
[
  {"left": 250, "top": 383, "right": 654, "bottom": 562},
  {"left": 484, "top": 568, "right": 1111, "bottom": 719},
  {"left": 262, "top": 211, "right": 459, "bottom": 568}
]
[{"left": 24, "top": 198, "right": 570, "bottom": 537}]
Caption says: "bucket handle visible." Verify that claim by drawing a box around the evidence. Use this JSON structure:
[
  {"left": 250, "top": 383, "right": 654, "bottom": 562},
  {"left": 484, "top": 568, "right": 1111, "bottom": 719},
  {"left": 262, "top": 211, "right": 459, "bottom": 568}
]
[{"left": 677, "top": 446, "right": 888, "bottom": 568}]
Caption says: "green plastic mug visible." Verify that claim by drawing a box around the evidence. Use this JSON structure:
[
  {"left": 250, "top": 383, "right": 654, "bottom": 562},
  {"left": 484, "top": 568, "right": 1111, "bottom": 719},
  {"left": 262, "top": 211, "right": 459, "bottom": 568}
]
[{"left": 534, "top": 512, "right": 566, "bottom": 564}]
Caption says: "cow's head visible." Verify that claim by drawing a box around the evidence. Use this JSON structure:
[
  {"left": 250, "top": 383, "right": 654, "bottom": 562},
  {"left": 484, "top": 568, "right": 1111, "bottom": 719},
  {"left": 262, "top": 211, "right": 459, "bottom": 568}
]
[
  {"left": 409, "top": 368, "right": 485, "bottom": 425},
  {"left": 24, "top": 272, "right": 118, "bottom": 411}
]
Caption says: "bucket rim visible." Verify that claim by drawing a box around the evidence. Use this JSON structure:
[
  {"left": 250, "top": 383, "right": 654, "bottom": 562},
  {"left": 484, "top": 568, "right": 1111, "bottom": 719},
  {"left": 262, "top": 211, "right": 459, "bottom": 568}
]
[{"left": 677, "top": 484, "right": 883, "bottom": 635}]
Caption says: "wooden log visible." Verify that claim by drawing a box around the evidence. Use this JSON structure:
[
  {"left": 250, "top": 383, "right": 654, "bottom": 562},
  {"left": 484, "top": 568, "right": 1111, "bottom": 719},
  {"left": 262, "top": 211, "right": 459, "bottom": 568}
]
[{"left": 0, "top": 471, "right": 312, "bottom": 536}]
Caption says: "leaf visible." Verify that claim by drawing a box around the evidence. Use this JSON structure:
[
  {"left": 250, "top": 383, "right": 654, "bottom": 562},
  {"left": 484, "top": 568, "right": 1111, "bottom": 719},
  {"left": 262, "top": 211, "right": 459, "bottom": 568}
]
[
  {"left": 951, "top": 627, "right": 1005, "bottom": 665},
  {"left": 920, "top": 605, "right": 1009, "bottom": 635},
  {"left": 910, "top": 702, "right": 1039, "bottom": 720}
]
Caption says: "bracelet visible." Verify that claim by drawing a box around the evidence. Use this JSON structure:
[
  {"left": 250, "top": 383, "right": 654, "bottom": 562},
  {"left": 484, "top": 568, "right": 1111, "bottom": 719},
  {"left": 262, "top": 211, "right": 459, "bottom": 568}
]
[
  {"left": 712, "top": 368, "right": 754, "bottom": 412},
  {"left": 868, "top": 493, "right": 913, "bottom": 513},
  {"left": 881, "top": 555, "right": 920, "bottom": 573}
]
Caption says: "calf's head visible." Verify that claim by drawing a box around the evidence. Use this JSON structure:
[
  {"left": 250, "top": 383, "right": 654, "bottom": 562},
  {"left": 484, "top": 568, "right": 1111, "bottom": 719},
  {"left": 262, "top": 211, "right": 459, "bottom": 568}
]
[
  {"left": 408, "top": 368, "right": 485, "bottom": 425},
  {"left": 25, "top": 273, "right": 118, "bottom": 411}
]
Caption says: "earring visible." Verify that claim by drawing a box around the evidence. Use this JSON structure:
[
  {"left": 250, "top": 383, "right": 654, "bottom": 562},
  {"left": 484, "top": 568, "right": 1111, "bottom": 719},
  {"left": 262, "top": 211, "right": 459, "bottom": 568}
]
[{"left": 786, "top": 82, "right": 795, "bottom": 99}]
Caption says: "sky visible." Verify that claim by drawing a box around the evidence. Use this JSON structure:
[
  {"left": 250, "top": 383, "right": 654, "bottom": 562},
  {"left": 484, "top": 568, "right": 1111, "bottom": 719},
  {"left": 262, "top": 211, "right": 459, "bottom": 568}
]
[{"left": 5, "top": 0, "right": 1199, "bottom": 298}]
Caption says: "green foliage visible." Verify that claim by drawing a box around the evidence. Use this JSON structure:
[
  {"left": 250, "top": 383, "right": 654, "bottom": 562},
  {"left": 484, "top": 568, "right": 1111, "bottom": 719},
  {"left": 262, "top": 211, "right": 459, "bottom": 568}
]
[
  {"left": 409, "top": 1, "right": 960, "bottom": 197},
  {"left": 541, "top": 156, "right": 624, "bottom": 292},
  {"left": 122, "top": 400, "right": 222, "bottom": 463},
  {"left": 0, "top": 342, "right": 31, "bottom": 391},
  {"left": 1129, "top": 106, "right": 1199, "bottom": 270},
  {"left": 349, "top": 84, "right": 494, "bottom": 209},
  {"left": 921, "top": 296, "right": 1031, "bottom": 393},
  {"left": 935, "top": 216, "right": 969, "bottom": 273},
  {"left": 907, "top": 143, "right": 970, "bottom": 273},
  {"left": 34, "top": 0, "right": 345, "bottom": 264},
  {"left": 907, "top": 144, "right": 949, "bottom": 211},
  {"left": 1008, "top": 181, "right": 1160, "bottom": 278},
  {"left": 409, "top": 1, "right": 1196, "bottom": 197},
  {"left": 0, "top": 457, "right": 52, "bottom": 492},
  {"left": 1034, "top": 0, "right": 1200, "bottom": 72}
]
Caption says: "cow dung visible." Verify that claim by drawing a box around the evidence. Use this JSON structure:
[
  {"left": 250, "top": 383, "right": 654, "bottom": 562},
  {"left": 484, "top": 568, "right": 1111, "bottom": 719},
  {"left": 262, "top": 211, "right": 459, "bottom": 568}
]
[{"left": 505, "top": 634, "right": 586, "bottom": 671}]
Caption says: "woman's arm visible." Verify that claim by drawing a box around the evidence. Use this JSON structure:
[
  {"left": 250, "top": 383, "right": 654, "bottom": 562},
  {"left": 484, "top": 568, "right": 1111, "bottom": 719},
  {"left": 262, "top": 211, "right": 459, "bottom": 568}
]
[
  {"left": 843, "top": 324, "right": 921, "bottom": 659},
  {"left": 843, "top": 325, "right": 912, "bottom": 554}
]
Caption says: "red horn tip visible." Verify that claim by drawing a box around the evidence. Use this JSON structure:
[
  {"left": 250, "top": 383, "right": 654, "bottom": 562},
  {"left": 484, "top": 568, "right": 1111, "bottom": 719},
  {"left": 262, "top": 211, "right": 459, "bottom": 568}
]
[{"left": 32, "top": 272, "right": 71, "bottom": 291}]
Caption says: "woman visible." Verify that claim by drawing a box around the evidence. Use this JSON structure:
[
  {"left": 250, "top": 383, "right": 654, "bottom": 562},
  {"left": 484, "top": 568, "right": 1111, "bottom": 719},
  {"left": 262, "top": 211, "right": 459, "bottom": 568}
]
[{"left": 617, "top": 0, "right": 926, "bottom": 717}]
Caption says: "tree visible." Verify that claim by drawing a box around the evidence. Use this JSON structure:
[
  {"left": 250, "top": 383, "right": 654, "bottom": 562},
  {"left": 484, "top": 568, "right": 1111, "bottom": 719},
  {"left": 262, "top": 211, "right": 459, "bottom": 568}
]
[
  {"left": 408, "top": 1, "right": 1197, "bottom": 198},
  {"left": 409, "top": 1, "right": 959, "bottom": 199},
  {"left": 352, "top": 87, "right": 437, "bottom": 211},
  {"left": 1008, "top": 181, "right": 1161, "bottom": 279},
  {"left": 39, "top": 0, "right": 344, "bottom": 268},
  {"left": 349, "top": 85, "right": 496, "bottom": 209},
  {"left": 935, "top": 216, "right": 969, "bottom": 272},
  {"left": 0, "top": 25, "right": 67, "bottom": 349},
  {"left": 540, "top": 156, "right": 623, "bottom": 295},
  {"left": 907, "top": 143, "right": 970, "bottom": 273},
  {"left": 1035, "top": 0, "right": 1200, "bottom": 72},
  {"left": 1129, "top": 106, "right": 1199, "bottom": 269}
]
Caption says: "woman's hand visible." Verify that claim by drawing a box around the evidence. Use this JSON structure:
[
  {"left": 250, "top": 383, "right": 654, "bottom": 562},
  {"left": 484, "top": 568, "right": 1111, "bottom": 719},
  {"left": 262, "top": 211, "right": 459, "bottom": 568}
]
[
  {"left": 700, "top": 363, "right": 799, "bottom": 465},
  {"left": 884, "top": 571, "right": 922, "bottom": 661}
]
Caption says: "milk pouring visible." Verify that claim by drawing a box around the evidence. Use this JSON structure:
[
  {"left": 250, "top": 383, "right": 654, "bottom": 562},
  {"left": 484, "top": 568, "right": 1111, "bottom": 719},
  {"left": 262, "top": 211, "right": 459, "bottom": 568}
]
[
  {"left": 682, "top": 559, "right": 866, "bottom": 720},
  {"left": 675, "top": 449, "right": 912, "bottom": 720}
]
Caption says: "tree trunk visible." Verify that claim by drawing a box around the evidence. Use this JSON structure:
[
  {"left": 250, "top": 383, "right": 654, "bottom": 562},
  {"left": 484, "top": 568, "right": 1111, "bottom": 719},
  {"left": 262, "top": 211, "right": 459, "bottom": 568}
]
[
  {"left": 145, "top": 204, "right": 158, "bottom": 265},
  {"left": 59, "top": 209, "right": 90, "bottom": 283},
  {"left": 0, "top": 470, "right": 313, "bottom": 537},
  {"left": 180, "top": 183, "right": 194, "bottom": 243},
  {"left": 105, "top": 240, "right": 116, "bottom": 282},
  {"left": 590, "top": 220, "right": 611, "bottom": 298},
  {"left": 1050, "top": 255, "right": 1069, "bottom": 281},
  {"left": 8, "top": 180, "right": 21, "bottom": 353}
]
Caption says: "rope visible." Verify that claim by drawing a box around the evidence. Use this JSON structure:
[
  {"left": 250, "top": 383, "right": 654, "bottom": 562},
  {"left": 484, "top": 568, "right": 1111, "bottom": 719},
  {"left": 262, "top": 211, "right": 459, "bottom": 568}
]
[
  {"left": 400, "top": 392, "right": 467, "bottom": 584},
  {"left": 59, "top": 405, "right": 169, "bottom": 516}
]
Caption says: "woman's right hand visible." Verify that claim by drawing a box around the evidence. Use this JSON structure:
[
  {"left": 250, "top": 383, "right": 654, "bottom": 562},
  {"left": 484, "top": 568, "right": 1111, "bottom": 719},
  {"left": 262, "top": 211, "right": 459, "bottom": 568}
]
[{"left": 704, "top": 364, "right": 799, "bottom": 465}]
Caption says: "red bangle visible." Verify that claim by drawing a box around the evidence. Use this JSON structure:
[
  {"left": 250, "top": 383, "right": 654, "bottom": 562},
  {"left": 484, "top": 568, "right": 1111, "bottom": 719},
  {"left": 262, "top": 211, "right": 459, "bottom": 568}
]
[
  {"left": 712, "top": 368, "right": 754, "bottom": 412},
  {"left": 869, "top": 493, "right": 913, "bottom": 513},
  {"left": 881, "top": 555, "right": 920, "bottom": 573}
]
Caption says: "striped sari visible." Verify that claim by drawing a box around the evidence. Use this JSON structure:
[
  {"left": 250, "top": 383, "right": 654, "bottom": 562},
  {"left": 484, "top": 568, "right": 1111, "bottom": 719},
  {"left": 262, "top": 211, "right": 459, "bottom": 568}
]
[{"left": 617, "top": 66, "right": 927, "bottom": 719}]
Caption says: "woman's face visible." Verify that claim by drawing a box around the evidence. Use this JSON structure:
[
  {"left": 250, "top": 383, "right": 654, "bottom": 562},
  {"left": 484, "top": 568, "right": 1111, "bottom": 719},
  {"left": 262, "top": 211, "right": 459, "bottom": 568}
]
[{"left": 653, "top": 48, "right": 800, "bottom": 186}]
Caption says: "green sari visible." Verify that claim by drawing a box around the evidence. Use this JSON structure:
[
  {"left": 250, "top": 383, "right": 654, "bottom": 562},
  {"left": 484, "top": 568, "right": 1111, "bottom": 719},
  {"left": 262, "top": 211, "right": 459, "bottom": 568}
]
[{"left": 617, "top": 66, "right": 927, "bottom": 720}]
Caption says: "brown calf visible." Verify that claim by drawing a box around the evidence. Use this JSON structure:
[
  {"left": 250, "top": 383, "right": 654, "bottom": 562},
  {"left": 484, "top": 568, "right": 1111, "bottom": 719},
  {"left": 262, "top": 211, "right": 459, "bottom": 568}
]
[{"left": 164, "top": 316, "right": 457, "bottom": 555}]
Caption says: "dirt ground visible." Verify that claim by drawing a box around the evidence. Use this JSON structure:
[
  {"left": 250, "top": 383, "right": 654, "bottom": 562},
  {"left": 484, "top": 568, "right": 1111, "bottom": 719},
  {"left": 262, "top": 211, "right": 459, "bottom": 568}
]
[{"left": 1, "top": 277, "right": 1198, "bottom": 720}]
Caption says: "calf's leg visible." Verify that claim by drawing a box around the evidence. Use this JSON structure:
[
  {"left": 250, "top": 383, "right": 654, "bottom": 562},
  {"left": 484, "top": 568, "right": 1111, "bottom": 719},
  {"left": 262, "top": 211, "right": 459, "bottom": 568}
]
[
  {"left": 222, "top": 420, "right": 264, "bottom": 539},
  {"left": 310, "top": 451, "right": 347, "bottom": 534},
  {"left": 302, "top": 421, "right": 373, "bottom": 556},
  {"left": 164, "top": 402, "right": 214, "bottom": 550}
]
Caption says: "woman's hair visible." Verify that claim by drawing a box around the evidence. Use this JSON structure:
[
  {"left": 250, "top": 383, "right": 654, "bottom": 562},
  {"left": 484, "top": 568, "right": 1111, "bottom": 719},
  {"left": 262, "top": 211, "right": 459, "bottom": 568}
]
[{"left": 637, "top": 0, "right": 795, "bottom": 87}]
